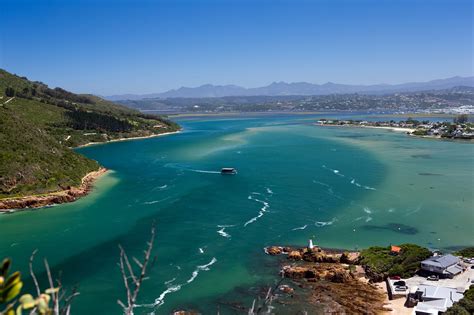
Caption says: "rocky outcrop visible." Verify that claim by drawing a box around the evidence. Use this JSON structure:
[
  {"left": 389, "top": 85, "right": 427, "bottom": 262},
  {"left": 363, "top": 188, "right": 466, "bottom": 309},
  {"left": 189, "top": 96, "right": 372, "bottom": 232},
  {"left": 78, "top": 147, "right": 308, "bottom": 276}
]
[
  {"left": 282, "top": 263, "right": 355, "bottom": 283},
  {"left": 265, "top": 246, "right": 283, "bottom": 255},
  {"left": 266, "top": 244, "right": 359, "bottom": 264},
  {"left": 363, "top": 265, "right": 386, "bottom": 283},
  {"left": 0, "top": 168, "right": 107, "bottom": 212},
  {"left": 288, "top": 250, "right": 303, "bottom": 260}
]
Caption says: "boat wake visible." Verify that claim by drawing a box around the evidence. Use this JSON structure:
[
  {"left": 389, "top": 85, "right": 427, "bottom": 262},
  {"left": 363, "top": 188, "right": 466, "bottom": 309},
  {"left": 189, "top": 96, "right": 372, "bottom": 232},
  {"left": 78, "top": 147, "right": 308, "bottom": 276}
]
[
  {"left": 189, "top": 169, "right": 221, "bottom": 174},
  {"left": 164, "top": 163, "right": 221, "bottom": 174}
]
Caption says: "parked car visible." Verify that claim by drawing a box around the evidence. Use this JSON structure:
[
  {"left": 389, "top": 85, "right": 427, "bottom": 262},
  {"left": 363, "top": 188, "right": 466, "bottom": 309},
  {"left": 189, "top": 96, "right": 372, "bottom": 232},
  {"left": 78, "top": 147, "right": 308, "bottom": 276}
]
[
  {"left": 470, "top": 265, "right": 474, "bottom": 269},
  {"left": 427, "top": 275, "right": 439, "bottom": 281},
  {"left": 395, "top": 285, "right": 408, "bottom": 291},
  {"left": 394, "top": 280, "right": 406, "bottom": 286}
]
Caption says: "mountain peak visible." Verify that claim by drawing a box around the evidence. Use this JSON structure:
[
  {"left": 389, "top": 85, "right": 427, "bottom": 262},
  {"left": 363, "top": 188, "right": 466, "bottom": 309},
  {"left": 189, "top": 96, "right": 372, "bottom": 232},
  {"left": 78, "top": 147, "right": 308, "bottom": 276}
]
[{"left": 105, "top": 76, "right": 474, "bottom": 100}]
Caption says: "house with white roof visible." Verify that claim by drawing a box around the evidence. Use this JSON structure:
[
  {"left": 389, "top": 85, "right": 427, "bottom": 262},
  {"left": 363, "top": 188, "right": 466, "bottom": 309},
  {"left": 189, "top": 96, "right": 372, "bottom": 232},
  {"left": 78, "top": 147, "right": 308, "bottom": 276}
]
[{"left": 412, "top": 284, "right": 464, "bottom": 314}]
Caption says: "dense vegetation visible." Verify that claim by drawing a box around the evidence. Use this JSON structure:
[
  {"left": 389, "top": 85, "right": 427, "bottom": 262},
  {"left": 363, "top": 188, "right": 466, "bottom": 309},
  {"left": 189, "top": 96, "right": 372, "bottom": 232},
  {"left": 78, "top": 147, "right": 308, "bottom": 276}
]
[
  {"left": 454, "top": 247, "right": 474, "bottom": 258},
  {"left": 359, "top": 244, "right": 432, "bottom": 279},
  {"left": 445, "top": 285, "right": 474, "bottom": 315},
  {"left": 0, "top": 69, "right": 179, "bottom": 198}
]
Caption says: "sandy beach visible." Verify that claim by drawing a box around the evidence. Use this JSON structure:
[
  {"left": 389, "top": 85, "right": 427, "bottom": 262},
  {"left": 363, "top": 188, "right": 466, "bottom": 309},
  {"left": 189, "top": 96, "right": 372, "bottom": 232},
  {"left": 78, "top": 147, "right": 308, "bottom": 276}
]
[
  {"left": 76, "top": 130, "right": 181, "bottom": 148},
  {"left": 359, "top": 125, "right": 416, "bottom": 133}
]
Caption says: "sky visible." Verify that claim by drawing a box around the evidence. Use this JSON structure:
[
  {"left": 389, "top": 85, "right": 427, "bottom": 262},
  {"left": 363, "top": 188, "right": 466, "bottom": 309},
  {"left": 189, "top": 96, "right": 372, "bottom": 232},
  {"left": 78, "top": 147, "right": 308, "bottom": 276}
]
[{"left": 0, "top": 0, "right": 473, "bottom": 95}]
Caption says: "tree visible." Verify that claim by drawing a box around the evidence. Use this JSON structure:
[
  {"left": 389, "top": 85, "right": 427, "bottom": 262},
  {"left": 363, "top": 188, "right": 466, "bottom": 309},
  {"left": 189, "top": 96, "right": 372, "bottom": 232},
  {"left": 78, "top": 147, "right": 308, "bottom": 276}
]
[
  {"left": 5, "top": 87, "right": 15, "bottom": 97},
  {"left": 454, "top": 114, "right": 469, "bottom": 124}
]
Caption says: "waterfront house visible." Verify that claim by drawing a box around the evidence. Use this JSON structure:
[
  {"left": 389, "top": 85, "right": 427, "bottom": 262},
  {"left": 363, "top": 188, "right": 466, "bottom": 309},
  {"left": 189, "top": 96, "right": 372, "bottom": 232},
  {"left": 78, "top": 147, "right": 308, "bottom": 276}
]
[
  {"left": 420, "top": 254, "right": 463, "bottom": 278},
  {"left": 412, "top": 284, "right": 464, "bottom": 314}
]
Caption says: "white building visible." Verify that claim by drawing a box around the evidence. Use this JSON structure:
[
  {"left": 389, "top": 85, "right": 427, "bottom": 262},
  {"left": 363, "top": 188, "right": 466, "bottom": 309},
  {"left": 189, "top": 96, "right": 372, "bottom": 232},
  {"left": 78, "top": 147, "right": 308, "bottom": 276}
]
[{"left": 412, "top": 284, "right": 464, "bottom": 314}]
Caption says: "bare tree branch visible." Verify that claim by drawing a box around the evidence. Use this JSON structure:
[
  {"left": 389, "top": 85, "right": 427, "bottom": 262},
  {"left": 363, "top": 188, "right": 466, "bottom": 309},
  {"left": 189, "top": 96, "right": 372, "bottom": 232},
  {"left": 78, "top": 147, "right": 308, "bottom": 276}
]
[
  {"left": 44, "top": 258, "right": 59, "bottom": 315},
  {"left": 117, "top": 222, "right": 156, "bottom": 315},
  {"left": 29, "top": 249, "right": 41, "bottom": 296}
]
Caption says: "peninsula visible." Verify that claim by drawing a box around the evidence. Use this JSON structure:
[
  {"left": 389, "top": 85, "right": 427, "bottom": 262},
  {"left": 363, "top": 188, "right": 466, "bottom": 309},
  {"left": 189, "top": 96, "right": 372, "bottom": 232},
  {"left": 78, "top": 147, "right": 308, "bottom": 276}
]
[
  {"left": 0, "top": 69, "right": 180, "bottom": 211},
  {"left": 317, "top": 115, "right": 474, "bottom": 140}
]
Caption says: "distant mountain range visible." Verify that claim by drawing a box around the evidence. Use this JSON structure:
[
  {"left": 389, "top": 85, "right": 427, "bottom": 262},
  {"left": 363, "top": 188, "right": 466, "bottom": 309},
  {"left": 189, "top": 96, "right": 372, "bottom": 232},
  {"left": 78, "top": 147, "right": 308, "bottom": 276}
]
[{"left": 105, "top": 76, "right": 474, "bottom": 101}]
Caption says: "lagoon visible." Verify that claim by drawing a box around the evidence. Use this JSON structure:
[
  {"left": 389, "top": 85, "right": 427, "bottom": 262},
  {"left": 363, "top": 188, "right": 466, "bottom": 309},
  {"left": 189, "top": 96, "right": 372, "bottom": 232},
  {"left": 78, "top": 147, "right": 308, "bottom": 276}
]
[{"left": 0, "top": 114, "right": 473, "bottom": 314}]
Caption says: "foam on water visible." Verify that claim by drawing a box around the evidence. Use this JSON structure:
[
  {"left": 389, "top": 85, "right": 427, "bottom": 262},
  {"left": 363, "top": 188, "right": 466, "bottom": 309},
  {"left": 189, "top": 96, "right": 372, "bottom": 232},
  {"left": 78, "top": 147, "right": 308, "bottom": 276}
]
[
  {"left": 350, "top": 178, "right": 376, "bottom": 190},
  {"left": 187, "top": 257, "right": 217, "bottom": 284},
  {"left": 152, "top": 284, "right": 183, "bottom": 307},
  {"left": 217, "top": 227, "right": 231, "bottom": 238},
  {"left": 143, "top": 196, "right": 171, "bottom": 205},
  {"left": 291, "top": 224, "right": 308, "bottom": 231},
  {"left": 322, "top": 165, "right": 345, "bottom": 177},
  {"left": 244, "top": 195, "right": 270, "bottom": 227},
  {"left": 315, "top": 218, "right": 337, "bottom": 227},
  {"left": 153, "top": 257, "right": 217, "bottom": 308},
  {"left": 217, "top": 224, "right": 235, "bottom": 238}
]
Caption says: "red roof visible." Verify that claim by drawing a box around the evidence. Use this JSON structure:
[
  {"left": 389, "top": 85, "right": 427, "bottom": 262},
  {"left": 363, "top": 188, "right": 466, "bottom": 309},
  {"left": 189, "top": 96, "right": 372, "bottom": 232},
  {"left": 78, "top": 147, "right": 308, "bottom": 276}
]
[{"left": 391, "top": 245, "right": 401, "bottom": 253}]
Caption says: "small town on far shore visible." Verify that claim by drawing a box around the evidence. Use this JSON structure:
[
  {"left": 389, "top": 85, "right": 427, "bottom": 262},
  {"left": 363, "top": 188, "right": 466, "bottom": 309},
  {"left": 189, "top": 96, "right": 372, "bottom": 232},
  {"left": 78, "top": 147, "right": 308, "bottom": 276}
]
[{"left": 317, "top": 114, "right": 474, "bottom": 140}]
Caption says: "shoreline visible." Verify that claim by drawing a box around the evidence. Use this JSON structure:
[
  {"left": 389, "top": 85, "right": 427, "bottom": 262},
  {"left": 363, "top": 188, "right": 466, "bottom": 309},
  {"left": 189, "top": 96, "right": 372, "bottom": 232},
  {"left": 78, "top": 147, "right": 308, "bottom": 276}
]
[
  {"left": 317, "top": 123, "right": 474, "bottom": 141},
  {"left": 359, "top": 125, "right": 415, "bottom": 133},
  {"left": 0, "top": 168, "right": 108, "bottom": 213},
  {"left": 316, "top": 123, "right": 415, "bottom": 134},
  {"left": 75, "top": 130, "right": 181, "bottom": 148},
  {"left": 0, "top": 130, "right": 181, "bottom": 212}
]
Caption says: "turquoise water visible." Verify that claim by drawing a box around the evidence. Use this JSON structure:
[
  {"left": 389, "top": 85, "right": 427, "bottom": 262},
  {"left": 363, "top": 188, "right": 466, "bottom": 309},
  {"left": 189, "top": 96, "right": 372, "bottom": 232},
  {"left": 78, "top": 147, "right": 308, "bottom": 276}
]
[{"left": 0, "top": 115, "right": 473, "bottom": 314}]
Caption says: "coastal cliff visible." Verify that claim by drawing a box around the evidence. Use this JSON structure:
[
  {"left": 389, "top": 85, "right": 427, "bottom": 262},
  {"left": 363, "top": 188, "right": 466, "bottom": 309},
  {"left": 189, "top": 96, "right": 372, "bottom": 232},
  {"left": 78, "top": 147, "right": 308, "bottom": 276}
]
[{"left": 0, "top": 168, "right": 107, "bottom": 212}]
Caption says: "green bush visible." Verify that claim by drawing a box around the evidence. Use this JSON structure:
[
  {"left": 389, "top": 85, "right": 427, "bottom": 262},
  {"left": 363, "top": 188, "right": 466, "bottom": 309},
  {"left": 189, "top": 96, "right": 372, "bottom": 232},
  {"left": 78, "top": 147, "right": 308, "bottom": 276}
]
[
  {"left": 359, "top": 244, "right": 431, "bottom": 279},
  {"left": 454, "top": 247, "right": 474, "bottom": 258},
  {"left": 445, "top": 285, "right": 474, "bottom": 314}
]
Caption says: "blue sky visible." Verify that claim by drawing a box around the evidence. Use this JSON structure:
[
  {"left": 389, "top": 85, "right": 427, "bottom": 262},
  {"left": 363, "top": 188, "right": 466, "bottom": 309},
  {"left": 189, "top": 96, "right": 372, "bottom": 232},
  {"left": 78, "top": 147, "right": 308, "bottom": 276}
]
[{"left": 0, "top": 0, "right": 472, "bottom": 95}]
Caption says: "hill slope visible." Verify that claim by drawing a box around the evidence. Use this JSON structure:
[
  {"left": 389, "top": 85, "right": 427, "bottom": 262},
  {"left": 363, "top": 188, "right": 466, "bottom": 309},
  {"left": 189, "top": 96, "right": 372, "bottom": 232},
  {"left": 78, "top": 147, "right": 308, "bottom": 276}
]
[{"left": 0, "top": 69, "right": 179, "bottom": 199}]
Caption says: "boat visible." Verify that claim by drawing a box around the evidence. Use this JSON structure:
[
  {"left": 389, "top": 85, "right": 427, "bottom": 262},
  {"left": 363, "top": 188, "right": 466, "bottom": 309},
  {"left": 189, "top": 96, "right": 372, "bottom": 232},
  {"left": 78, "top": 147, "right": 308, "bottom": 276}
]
[{"left": 221, "top": 168, "right": 237, "bottom": 175}]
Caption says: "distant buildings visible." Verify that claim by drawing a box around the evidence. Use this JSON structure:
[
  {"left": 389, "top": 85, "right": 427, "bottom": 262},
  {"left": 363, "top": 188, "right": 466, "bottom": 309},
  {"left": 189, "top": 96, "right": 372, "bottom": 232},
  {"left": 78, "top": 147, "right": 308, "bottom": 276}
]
[{"left": 420, "top": 254, "right": 463, "bottom": 278}]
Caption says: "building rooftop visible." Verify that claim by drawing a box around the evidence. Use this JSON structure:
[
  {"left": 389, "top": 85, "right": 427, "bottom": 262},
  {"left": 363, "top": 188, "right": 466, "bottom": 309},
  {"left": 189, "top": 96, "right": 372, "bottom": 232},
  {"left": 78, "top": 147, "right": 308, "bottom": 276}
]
[
  {"left": 414, "top": 284, "right": 464, "bottom": 312},
  {"left": 422, "top": 254, "right": 459, "bottom": 268}
]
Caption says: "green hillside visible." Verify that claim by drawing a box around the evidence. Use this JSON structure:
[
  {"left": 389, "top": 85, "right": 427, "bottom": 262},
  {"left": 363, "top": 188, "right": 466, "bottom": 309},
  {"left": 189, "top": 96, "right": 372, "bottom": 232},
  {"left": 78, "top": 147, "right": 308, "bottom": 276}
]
[{"left": 0, "top": 69, "right": 180, "bottom": 198}]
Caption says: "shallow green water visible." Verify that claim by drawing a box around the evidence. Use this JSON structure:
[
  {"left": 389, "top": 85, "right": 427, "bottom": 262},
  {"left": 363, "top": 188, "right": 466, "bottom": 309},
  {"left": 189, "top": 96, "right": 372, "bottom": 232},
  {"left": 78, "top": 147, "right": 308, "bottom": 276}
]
[{"left": 0, "top": 115, "right": 473, "bottom": 314}]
